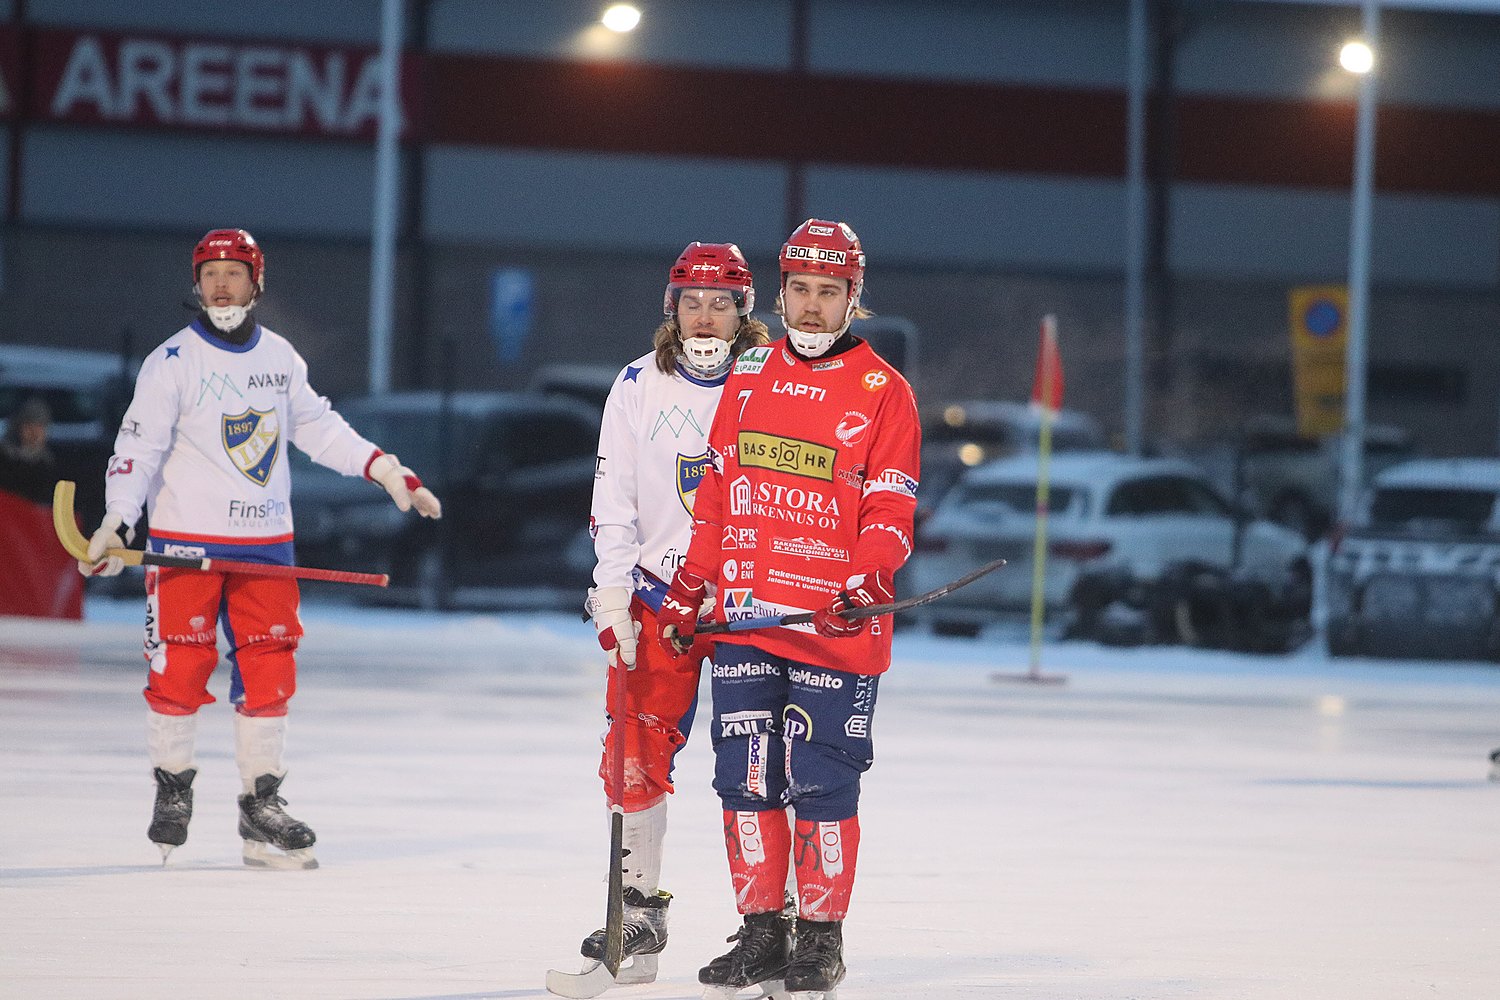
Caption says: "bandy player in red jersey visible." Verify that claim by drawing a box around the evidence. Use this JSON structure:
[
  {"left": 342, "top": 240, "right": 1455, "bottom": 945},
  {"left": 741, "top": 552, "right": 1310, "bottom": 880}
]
[
  {"left": 657, "top": 219, "right": 920, "bottom": 999},
  {"left": 79, "top": 229, "right": 441, "bottom": 869}
]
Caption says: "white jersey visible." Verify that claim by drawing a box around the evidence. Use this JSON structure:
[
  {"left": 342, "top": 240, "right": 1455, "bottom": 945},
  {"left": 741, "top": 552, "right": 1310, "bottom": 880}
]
[
  {"left": 104, "top": 318, "right": 377, "bottom": 556},
  {"left": 591, "top": 351, "right": 727, "bottom": 604}
]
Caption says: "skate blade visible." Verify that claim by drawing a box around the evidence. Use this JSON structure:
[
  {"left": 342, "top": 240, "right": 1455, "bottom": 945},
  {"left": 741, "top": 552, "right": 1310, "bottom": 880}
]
[
  {"left": 615, "top": 953, "right": 658, "bottom": 984},
  {"left": 242, "top": 840, "right": 318, "bottom": 870},
  {"left": 545, "top": 961, "right": 614, "bottom": 998},
  {"left": 702, "top": 980, "right": 790, "bottom": 1000},
  {"left": 154, "top": 843, "right": 176, "bottom": 866},
  {"left": 788, "top": 991, "right": 836, "bottom": 1000}
]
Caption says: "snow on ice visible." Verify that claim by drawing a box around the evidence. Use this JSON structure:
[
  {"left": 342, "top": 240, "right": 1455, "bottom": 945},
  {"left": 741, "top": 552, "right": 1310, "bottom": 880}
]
[{"left": 3, "top": 597, "right": 1499, "bottom": 999}]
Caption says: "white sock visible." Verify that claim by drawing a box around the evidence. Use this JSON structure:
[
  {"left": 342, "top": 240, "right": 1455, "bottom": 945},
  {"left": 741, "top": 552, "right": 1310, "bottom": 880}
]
[
  {"left": 147, "top": 711, "right": 197, "bottom": 773},
  {"left": 620, "top": 799, "right": 668, "bottom": 894},
  {"left": 234, "top": 713, "right": 287, "bottom": 794}
]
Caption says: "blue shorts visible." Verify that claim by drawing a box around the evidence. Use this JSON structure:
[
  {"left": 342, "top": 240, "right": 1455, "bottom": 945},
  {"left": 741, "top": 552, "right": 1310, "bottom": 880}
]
[{"left": 708, "top": 642, "right": 879, "bottom": 822}]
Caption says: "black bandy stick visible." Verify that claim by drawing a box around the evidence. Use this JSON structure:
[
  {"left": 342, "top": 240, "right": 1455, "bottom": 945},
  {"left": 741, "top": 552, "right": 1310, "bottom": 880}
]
[{"left": 697, "top": 557, "right": 1007, "bottom": 636}]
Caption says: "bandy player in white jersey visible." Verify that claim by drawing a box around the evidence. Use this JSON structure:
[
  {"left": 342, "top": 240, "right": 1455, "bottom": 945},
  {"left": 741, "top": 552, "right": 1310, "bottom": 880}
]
[
  {"left": 555, "top": 244, "right": 770, "bottom": 991},
  {"left": 78, "top": 228, "right": 442, "bottom": 869}
]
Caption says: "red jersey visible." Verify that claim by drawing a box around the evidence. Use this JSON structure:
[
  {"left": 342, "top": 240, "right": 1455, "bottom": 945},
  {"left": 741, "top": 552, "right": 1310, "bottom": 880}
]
[{"left": 683, "top": 337, "right": 921, "bottom": 674}]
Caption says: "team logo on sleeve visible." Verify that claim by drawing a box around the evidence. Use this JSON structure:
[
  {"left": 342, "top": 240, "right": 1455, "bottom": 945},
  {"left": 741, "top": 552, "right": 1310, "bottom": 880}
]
[
  {"left": 676, "top": 451, "right": 713, "bottom": 513},
  {"left": 221, "top": 408, "right": 281, "bottom": 486},
  {"left": 865, "top": 468, "right": 919, "bottom": 498}
]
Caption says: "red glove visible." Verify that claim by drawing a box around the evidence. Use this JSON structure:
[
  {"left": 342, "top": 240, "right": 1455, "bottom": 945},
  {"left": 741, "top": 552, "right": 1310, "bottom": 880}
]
[
  {"left": 658, "top": 568, "right": 709, "bottom": 655},
  {"left": 812, "top": 569, "right": 897, "bottom": 639}
]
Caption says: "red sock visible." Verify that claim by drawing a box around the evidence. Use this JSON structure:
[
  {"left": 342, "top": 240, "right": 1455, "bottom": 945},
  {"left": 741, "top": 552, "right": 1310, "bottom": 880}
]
[
  {"left": 723, "top": 808, "right": 791, "bottom": 914},
  {"left": 794, "top": 815, "right": 860, "bottom": 920}
]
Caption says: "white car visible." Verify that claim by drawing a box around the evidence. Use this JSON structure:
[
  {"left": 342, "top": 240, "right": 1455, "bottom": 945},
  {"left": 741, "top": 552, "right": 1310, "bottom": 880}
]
[
  {"left": 906, "top": 451, "right": 1311, "bottom": 648},
  {"left": 1325, "top": 458, "right": 1500, "bottom": 659}
]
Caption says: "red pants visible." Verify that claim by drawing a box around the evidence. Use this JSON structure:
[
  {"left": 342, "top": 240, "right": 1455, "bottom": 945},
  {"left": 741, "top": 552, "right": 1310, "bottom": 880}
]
[
  {"left": 599, "top": 601, "right": 709, "bottom": 811},
  {"left": 142, "top": 566, "right": 303, "bottom": 717}
]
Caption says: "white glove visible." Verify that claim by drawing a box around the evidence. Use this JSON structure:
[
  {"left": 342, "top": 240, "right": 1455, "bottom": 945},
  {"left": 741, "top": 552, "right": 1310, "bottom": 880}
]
[
  {"left": 368, "top": 452, "right": 442, "bottom": 519},
  {"left": 78, "top": 512, "right": 132, "bottom": 577},
  {"left": 588, "top": 586, "right": 640, "bottom": 670}
]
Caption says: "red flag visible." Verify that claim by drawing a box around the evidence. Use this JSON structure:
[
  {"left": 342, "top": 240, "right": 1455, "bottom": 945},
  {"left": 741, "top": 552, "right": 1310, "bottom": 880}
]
[{"left": 1030, "top": 314, "right": 1064, "bottom": 414}]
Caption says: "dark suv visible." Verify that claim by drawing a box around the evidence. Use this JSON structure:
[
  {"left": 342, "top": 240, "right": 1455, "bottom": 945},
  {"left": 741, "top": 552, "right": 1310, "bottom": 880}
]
[{"left": 290, "top": 391, "right": 602, "bottom": 609}]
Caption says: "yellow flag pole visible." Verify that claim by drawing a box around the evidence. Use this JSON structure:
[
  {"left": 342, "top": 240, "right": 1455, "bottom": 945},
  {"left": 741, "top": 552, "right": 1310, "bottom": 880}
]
[
  {"left": 996, "top": 315, "right": 1067, "bottom": 685},
  {"left": 1027, "top": 401, "right": 1054, "bottom": 679}
]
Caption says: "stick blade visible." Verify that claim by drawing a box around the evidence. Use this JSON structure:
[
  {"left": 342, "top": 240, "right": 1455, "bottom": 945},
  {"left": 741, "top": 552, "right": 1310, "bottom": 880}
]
[
  {"left": 52, "top": 480, "right": 92, "bottom": 561},
  {"left": 545, "top": 962, "right": 615, "bottom": 998}
]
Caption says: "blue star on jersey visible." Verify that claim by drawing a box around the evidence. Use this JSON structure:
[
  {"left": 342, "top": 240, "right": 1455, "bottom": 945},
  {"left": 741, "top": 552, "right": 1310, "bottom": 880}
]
[
  {"left": 166, "top": 346, "right": 181, "bottom": 358},
  {"left": 624, "top": 365, "right": 642, "bottom": 382}
]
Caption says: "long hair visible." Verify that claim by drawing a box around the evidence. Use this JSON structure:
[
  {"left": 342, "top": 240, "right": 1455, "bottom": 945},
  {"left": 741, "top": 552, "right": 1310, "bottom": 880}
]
[{"left": 653, "top": 315, "right": 771, "bottom": 375}]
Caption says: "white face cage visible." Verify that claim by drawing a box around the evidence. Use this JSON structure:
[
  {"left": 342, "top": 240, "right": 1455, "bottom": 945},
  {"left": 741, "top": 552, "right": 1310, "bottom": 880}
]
[
  {"left": 679, "top": 333, "right": 733, "bottom": 377},
  {"left": 203, "top": 303, "right": 253, "bottom": 332}
]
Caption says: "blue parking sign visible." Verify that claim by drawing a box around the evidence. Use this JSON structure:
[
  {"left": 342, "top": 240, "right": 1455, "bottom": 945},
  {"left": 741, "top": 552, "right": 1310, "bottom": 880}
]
[{"left": 489, "top": 268, "right": 534, "bottom": 364}]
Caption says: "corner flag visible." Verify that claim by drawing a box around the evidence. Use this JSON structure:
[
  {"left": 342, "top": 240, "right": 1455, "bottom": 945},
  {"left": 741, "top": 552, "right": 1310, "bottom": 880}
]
[{"left": 1030, "top": 314, "right": 1064, "bottom": 415}]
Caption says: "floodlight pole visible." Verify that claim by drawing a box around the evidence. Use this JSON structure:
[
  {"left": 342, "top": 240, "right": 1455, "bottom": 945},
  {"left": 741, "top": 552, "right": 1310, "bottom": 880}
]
[
  {"left": 1337, "top": 0, "right": 1379, "bottom": 523},
  {"left": 368, "top": 0, "right": 404, "bottom": 394},
  {"left": 1123, "top": 0, "right": 1148, "bottom": 457}
]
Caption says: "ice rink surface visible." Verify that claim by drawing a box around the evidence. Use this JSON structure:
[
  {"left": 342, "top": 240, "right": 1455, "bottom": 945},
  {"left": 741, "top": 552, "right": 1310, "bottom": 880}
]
[{"left": 3, "top": 596, "right": 1499, "bottom": 1000}]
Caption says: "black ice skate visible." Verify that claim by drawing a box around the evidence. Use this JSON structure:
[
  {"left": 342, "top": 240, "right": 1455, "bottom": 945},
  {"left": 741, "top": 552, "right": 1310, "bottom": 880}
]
[
  {"left": 698, "top": 909, "right": 793, "bottom": 1000},
  {"left": 1489, "top": 748, "right": 1500, "bottom": 782},
  {"left": 581, "top": 887, "right": 670, "bottom": 978},
  {"left": 785, "top": 919, "right": 845, "bottom": 999},
  {"left": 545, "top": 888, "right": 672, "bottom": 997},
  {"left": 148, "top": 767, "right": 196, "bottom": 864},
  {"left": 237, "top": 773, "right": 317, "bottom": 870}
]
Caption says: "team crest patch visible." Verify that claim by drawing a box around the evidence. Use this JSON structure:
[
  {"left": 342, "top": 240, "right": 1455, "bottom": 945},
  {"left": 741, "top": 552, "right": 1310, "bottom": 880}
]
[
  {"left": 677, "top": 451, "right": 713, "bottom": 512},
  {"left": 222, "top": 407, "right": 281, "bottom": 486}
]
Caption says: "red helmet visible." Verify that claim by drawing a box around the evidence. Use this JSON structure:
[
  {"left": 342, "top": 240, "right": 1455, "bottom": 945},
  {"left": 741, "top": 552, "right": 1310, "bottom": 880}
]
[
  {"left": 193, "top": 228, "right": 265, "bottom": 293},
  {"left": 664, "top": 242, "right": 755, "bottom": 317},
  {"left": 779, "top": 219, "right": 864, "bottom": 300}
]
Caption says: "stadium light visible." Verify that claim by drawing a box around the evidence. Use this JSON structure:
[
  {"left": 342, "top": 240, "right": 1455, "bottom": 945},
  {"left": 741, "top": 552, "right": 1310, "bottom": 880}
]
[
  {"left": 1339, "top": 40, "right": 1374, "bottom": 74},
  {"left": 602, "top": 4, "right": 642, "bottom": 32}
]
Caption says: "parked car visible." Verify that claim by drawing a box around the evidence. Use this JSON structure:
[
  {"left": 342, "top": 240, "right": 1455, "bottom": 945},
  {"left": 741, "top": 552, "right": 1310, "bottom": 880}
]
[
  {"left": 290, "top": 391, "right": 601, "bottom": 609},
  {"left": 1182, "top": 415, "right": 1415, "bottom": 541},
  {"left": 907, "top": 451, "right": 1311, "bottom": 650},
  {"left": 1324, "top": 458, "right": 1500, "bottom": 659},
  {"left": 0, "top": 344, "right": 136, "bottom": 525},
  {"left": 919, "top": 400, "right": 1108, "bottom": 517},
  {"left": 525, "top": 362, "right": 620, "bottom": 416}
]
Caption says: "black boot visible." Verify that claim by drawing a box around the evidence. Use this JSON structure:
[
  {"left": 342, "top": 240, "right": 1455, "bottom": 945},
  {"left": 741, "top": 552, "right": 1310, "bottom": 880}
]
[
  {"left": 238, "top": 773, "right": 317, "bottom": 869},
  {"left": 577, "top": 887, "right": 670, "bottom": 984},
  {"left": 786, "top": 918, "right": 845, "bottom": 995},
  {"left": 148, "top": 767, "right": 196, "bottom": 861},
  {"left": 699, "top": 909, "right": 792, "bottom": 992}
]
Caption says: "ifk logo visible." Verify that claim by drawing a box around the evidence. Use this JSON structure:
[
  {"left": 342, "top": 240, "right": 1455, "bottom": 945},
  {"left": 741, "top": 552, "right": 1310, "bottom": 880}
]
[{"left": 221, "top": 408, "right": 281, "bottom": 486}]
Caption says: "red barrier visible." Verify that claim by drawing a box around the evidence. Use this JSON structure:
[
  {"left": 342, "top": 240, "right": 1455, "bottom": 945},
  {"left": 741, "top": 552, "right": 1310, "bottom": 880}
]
[{"left": 0, "top": 488, "right": 83, "bottom": 619}]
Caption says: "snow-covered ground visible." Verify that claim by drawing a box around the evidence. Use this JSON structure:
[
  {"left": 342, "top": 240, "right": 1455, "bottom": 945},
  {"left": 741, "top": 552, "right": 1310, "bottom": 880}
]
[{"left": 3, "top": 597, "right": 1499, "bottom": 999}]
